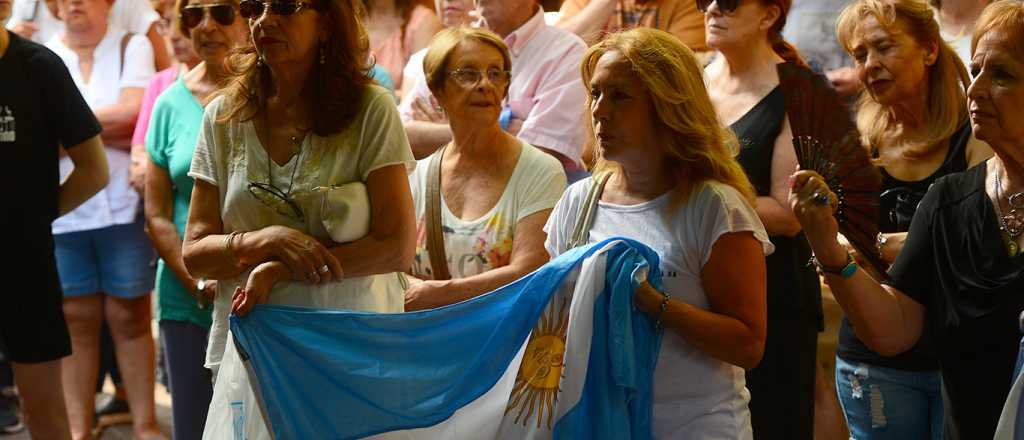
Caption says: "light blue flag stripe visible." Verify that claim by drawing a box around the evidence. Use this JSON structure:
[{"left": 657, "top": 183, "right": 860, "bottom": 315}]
[{"left": 230, "top": 238, "right": 662, "bottom": 439}]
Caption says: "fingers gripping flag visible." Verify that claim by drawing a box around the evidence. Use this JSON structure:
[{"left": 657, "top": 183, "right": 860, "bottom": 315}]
[{"left": 211, "top": 238, "right": 663, "bottom": 439}]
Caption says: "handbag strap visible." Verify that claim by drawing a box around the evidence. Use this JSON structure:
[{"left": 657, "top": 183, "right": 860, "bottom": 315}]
[
  {"left": 425, "top": 145, "right": 452, "bottom": 281},
  {"left": 568, "top": 171, "right": 612, "bottom": 249}
]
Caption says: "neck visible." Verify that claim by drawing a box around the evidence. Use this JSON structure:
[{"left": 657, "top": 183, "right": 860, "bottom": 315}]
[
  {"left": 267, "top": 58, "right": 314, "bottom": 108},
  {"left": 489, "top": 5, "right": 535, "bottom": 38},
  {"left": 0, "top": 29, "right": 9, "bottom": 59},
  {"left": 994, "top": 147, "right": 1024, "bottom": 193},
  {"left": 717, "top": 37, "right": 782, "bottom": 82},
  {"left": 448, "top": 120, "right": 505, "bottom": 160},
  {"left": 889, "top": 83, "right": 930, "bottom": 133},
  {"left": 64, "top": 23, "right": 107, "bottom": 52},
  {"left": 611, "top": 156, "right": 676, "bottom": 200},
  {"left": 939, "top": 0, "right": 988, "bottom": 31},
  {"left": 203, "top": 58, "right": 228, "bottom": 85}
]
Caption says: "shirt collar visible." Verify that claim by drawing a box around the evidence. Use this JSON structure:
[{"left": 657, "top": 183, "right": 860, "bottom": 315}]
[{"left": 504, "top": 6, "right": 546, "bottom": 57}]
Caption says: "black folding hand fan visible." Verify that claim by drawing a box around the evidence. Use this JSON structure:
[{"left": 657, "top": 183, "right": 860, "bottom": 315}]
[{"left": 777, "top": 63, "right": 887, "bottom": 276}]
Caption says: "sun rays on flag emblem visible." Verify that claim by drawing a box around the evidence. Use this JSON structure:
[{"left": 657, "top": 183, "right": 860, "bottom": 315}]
[{"left": 505, "top": 297, "right": 570, "bottom": 429}]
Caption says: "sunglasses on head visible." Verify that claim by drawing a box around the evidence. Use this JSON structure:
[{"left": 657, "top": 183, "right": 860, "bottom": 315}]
[
  {"left": 238, "top": 0, "right": 317, "bottom": 19},
  {"left": 180, "top": 3, "right": 237, "bottom": 29},
  {"left": 696, "top": 0, "right": 741, "bottom": 13}
]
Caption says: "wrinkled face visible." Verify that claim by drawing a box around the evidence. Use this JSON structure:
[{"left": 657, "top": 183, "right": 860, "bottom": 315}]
[
  {"left": 848, "top": 15, "right": 937, "bottom": 108},
  {"left": 58, "top": 0, "right": 112, "bottom": 34},
  {"left": 704, "top": 0, "right": 779, "bottom": 51},
  {"left": 588, "top": 51, "right": 661, "bottom": 164},
  {"left": 436, "top": 40, "right": 508, "bottom": 127},
  {"left": 186, "top": 0, "right": 248, "bottom": 64},
  {"left": 435, "top": 0, "right": 470, "bottom": 28},
  {"left": 247, "top": 0, "right": 322, "bottom": 67},
  {"left": 968, "top": 30, "right": 1024, "bottom": 150}
]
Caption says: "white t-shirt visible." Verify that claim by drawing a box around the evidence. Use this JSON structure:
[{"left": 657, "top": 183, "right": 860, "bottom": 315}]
[
  {"left": 47, "top": 28, "right": 155, "bottom": 234},
  {"left": 401, "top": 48, "right": 427, "bottom": 91},
  {"left": 7, "top": 0, "right": 159, "bottom": 45},
  {"left": 409, "top": 141, "right": 566, "bottom": 279},
  {"left": 544, "top": 178, "right": 774, "bottom": 440},
  {"left": 189, "top": 86, "right": 416, "bottom": 370}
]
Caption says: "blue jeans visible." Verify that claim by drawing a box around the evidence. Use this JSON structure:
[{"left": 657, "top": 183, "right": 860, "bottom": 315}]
[{"left": 835, "top": 356, "right": 943, "bottom": 440}]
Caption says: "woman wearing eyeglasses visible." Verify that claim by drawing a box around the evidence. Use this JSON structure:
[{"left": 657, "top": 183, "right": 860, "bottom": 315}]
[
  {"left": 141, "top": 0, "right": 248, "bottom": 437},
  {"left": 181, "top": 0, "right": 416, "bottom": 436},
  {"left": 402, "top": 27, "right": 566, "bottom": 311},
  {"left": 701, "top": 1, "right": 821, "bottom": 439}
]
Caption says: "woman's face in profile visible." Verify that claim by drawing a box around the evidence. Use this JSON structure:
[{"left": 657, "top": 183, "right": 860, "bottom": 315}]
[
  {"left": 436, "top": 40, "right": 508, "bottom": 127},
  {"left": 968, "top": 30, "right": 1024, "bottom": 150},
  {"left": 588, "top": 50, "right": 660, "bottom": 164}
]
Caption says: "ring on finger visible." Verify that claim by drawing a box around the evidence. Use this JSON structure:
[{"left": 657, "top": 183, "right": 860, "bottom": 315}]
[
  {"left": 318, "top": 265, "right": 330, "bottom": 274},
  {"left": 308, "top": 271, "right": 317, "bottom": 279},
  {"left": 811, "top": 191, "right": 830, "bottom": 205}
]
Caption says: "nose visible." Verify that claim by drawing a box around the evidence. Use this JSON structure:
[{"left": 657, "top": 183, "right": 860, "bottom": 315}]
[
  {"left": 967, "top": 69, "right": 989, "bottom": 103},
  {"left": 591, "top": 92, "right": 610, "bottom": 122},
  {"left": 705, "top": 1, "right": 722, "bottom": 16}
]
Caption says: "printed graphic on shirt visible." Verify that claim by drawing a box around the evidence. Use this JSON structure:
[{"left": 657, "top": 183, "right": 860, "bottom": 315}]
[
  {"left": 412, "top": 213, "right": 514, "bottom": 280},
  {"left": 0, "top": 107, "right": 15, "bottom": 143}
]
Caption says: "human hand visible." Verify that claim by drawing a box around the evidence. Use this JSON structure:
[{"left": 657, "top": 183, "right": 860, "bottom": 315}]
[
  {"left": 255, "top": 226, "right": 344, "bottom": 284},
  {"left": 404, "top": 279, "right": 453, "bottom": 312},
  {"left": 789, "top": 170, "right": 846, "bottom": 267},
  {"left": 825, "top": 67, "right": 862, "bottom": 97},
  {"left": 506, "top": 117, "right": 524, "bottom": 136},
  {"left": 129, "top": 147, "right": 147, "bottom": 194},
  {"left": 10, "top": 22, "right": 38, "bottom": 39},
  {"left": 411, "top": 96, "right": 448, "bottom": 123},
  {"left": 191, "top": 278, "right": 218, "bottom": 309},
  {"left": 231, "top": 261, "right": 287, "bottom": 316}
]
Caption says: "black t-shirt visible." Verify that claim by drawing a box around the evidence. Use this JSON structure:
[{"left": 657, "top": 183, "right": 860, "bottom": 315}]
[
  {"left": 837, "top": 122, "right": 973, "bottom": 371},
  {"left": 0, "top": 31, "right": 101, "bottom": 269},
  {"left": 887, "top": 163, "right": 1024, "bottom": 439}
]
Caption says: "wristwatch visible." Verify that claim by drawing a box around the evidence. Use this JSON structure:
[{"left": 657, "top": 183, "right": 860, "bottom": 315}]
[{"left": 196, "top": 279, "right": 210, "bottom": 309}]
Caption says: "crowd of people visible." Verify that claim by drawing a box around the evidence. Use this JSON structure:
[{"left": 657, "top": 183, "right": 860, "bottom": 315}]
[{"left": 0, "top": 0, "right": 1021, "bottom": 438}]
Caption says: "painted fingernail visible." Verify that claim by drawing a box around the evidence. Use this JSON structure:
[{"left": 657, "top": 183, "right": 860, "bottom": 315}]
[{"left": 788, "top": 175, "right": 796, "bottom": 189}]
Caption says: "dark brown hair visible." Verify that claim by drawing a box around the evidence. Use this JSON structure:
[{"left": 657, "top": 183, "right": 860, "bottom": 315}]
[
  {"left": 215, "top": 0, "right": 373, "bottom": 136},
  {"left": 759, "top": 0, "right": 809, "bottom": 69}
]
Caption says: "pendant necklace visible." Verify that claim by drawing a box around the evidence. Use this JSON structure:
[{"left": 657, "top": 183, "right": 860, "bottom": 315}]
[{"left": 994, "top": 168, "right": 1024, "bottom": 256}]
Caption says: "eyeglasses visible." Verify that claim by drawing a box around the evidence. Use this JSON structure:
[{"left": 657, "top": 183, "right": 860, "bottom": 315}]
[
  {"left": 696, "top": 0, "right": 740, "bottom": 13},
  {"left": 448, "top": 68, "right": 511, "bottom": 88},
  {"left": 239, "top": 0, "right": 317, "bottom": 19},
  {"left": 180, "top": 3, "right": 237, "bottom": 29},
  {"left": 248, "top": 182, "right": 306, "bottom": 222}
]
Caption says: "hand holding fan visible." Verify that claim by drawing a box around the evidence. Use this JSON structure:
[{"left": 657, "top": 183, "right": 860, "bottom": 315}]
[{"left": 777, "top": 63, "right": 887, "bottom": 276}]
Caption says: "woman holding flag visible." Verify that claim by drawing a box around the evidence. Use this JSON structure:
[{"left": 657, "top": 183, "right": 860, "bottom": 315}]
[{"left": 544, "top": 27, "right": 771, "bottom": 439}]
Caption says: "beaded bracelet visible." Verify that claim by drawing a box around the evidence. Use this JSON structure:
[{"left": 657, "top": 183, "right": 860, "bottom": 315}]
[{"left": 654, "top": 291, "right": 671, "bottom": 330}]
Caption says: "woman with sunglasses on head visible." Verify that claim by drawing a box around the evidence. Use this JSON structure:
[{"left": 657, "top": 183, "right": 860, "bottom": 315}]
[
  {"left": 43, "top": 0, "right": 160, "bottom": 436},
  {"left": 141, "top": 0, "right": 248, "bottom": 436},
  {"left": 403, "top": 26, "right": 566, "bottom": 311},
  {"left": 701, "top": 1, "right": 822, "bottom": 438},
  {"left": 545, "top": 27, "right": 770, "bottom": 438},
  {"left": 181, "top": 0, "right": 415, "bottom": 435},
  {"left": 825, "top": 1, "right": 992, "bottom": 438},
  {"left": 791, "top": 2, "right": 1024, "bottom": 437}
]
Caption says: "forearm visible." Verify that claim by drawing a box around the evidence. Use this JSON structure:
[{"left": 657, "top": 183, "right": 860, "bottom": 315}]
[
  {"left": 94, "top": 105, "right": 138, "bottom": 149},
  {"left": 756, "top": 196, "right": 802, "bottom": 237},
  {"left": 146, "top": 217, "right": 195, "bottom": 289},
  {"left": 636, "top": 283, "right": 764, "bottom": 369},
  {"left": 183, "top": 229, "right": 274, "bottom": 280},
  {"left": 555, "top": 0, "right": 616, "bottom": 44},
  {"left": 404, "top": 121, "right": 452, "bottom": 159},
  {"left": 327, "top": 232, "right": 414, "bottom": 279},
  {"left": 433, "top": 263, "right": 537, "bottom": 306},
  {"left": 58, "top": 160, "right": 109, "bottom": 215},
  {"left": 879, "top": 232, "right": 907, "bottom": 264}
]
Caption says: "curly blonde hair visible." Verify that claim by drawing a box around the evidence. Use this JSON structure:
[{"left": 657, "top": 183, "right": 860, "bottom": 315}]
[{"left": 581, "top": 28, "right": 756, "bottom": 205}]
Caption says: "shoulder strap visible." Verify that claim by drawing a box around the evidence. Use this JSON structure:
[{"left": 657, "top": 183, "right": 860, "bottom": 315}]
[
  {"left": 119, "top": 32, "right": 133, "bottom": 79},
  {"left": 568, "top": 171, "right": 612, "bottom": 249},
  {"left": 425, "top": 145, "right": 451, "bottom": 281}
]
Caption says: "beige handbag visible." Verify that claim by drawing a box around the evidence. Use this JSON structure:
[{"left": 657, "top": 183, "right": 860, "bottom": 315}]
[{"left": 314, "top": 182, "right": 371, "bottom": 244}]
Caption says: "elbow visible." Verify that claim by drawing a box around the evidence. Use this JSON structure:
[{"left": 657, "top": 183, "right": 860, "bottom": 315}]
[
  {"left": 779, "top": 218, "right": 803, "bottom": 238},
  {"left": 738, "top": 339, "right": 766, "bottom": 371},
  {"left": 387, "top": 228, "right": 416, "bottom": 274},
  {"left": 181, "top": 241, "right": 201, "bottom": 275},
  {"left": 862, "top": 334, "right": 913, "bottom": 357},
  {"left": 90, "top": 166, "right": 111, "bottom": 197}
]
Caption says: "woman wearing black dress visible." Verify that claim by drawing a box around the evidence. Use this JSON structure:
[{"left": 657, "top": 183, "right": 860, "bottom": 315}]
[
  {"left": 791, "top": 2, "right": 1024, "bottom": 438},
  {"left": 703, "top": 0, "right": 819, "bottom": 438}
]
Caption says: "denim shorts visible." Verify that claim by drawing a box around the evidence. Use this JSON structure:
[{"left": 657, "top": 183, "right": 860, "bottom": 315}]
[
  {"left": 53, "top": 218, "right": 156, "bottom": 298},
  {"left": 835, "top": 356, "right": 944, "bottom": 440}
]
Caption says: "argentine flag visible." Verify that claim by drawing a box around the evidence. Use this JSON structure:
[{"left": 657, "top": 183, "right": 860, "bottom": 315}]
[{"left": 210, "top": 238, "right": 663, "bottom": 439}]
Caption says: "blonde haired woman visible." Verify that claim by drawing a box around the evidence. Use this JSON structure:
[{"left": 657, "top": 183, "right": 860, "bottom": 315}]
[
  {"left": 791, "top": 1, "right": 1024, "bottom": 437},
  {"left": 404, "top": 26, "right": 566, "bottom": 311},
  {"left": 544, "top": 27, "right": 771, "bottom": 439},
  {"left": 829, "top": 1, "right": 991, "bottom": 437}
]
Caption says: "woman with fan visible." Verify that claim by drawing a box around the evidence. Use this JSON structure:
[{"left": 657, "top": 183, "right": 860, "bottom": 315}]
[
  {"left": 701, "top": 1, "right": 820, "bottom": 438},
  {"left": 825, "top": 1, "right": 991, "bottom": 438},
  {"left": 791, "top": 2, "right": 1024, "bottom": 438}
]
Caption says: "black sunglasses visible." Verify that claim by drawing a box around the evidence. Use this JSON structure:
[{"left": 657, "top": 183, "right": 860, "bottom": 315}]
[
  {"left": 239, "top": 0, "right": 317, "bottom": 19},
  {"left": 180, "top": 3, "right": 237, "bottom": 29},
  {"left": 696, "top": 0, "right": 740, "bottom": 13}
]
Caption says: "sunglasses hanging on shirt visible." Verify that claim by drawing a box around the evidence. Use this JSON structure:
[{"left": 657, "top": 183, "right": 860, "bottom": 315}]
[
  {"left": 696, "top": 0, "right": 741, "bottom": 13},
  {"left": 180, "top": 3, "right": 237, "bottom": 29}
]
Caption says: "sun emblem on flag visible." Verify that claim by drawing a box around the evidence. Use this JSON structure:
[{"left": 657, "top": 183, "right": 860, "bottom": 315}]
[{"left": 505, "top": 297, "right": 570, "bottom": 429}]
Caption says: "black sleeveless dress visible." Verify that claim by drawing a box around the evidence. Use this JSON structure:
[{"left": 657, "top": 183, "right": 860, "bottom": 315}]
[
  {"left": 731, "top": 84, "right": 822, "bottom": 440},
  {"left": 837, "top": 122, "right": 973, "bottom": 371}
]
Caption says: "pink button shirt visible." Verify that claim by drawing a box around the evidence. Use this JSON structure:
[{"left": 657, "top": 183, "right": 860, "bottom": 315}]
[{"left": 399, "top": 8, "right": 588, "bottom": 166}]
